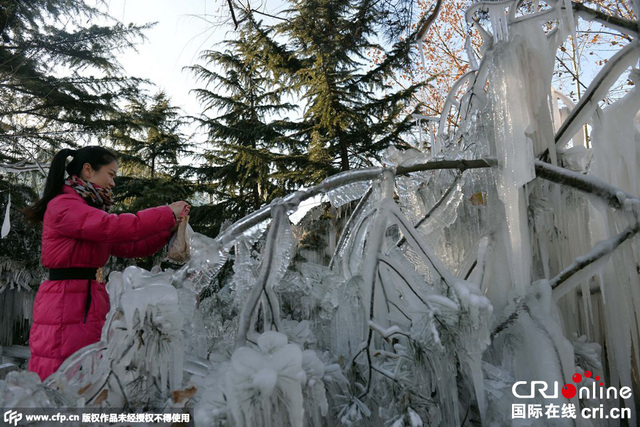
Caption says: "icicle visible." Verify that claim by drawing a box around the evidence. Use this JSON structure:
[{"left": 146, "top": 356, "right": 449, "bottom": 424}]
[
  {"left": 488, "top": 3, "right": 509, "bottom": 42},
  {"left": 326, "top": 180, "right": 372, "bottom": 208},
  {"left": 559, "top": 0, "right": 577, "bottom": 44},
  {"left": 1, "top": 193, "right": 10, "bottom": 239},
  {"left": 465, "top": 35, "right": 478, "bottom": 70}
]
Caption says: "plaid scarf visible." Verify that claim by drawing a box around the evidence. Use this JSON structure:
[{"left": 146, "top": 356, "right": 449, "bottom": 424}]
[{"left": 65, "top": 175, "right": 113, "bottom": 212}]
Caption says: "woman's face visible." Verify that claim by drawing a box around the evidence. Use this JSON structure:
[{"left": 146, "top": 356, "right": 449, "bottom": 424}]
[{"left": 82, "top": 160, "right": 118, "bottom": 189}]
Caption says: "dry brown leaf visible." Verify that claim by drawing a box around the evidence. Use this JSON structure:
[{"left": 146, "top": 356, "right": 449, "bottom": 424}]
[
  {"left": 172, "top": 385, "right": 197, "bottom": 404},
  {"left": 77, "top": 382, "right": 92, "bottom": 395},
  {"left": 94, "top": 389, "right": 108, "bottom": 405}
]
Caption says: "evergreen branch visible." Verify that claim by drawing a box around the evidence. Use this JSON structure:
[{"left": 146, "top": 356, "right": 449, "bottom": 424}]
[
  {"left": 350, "top": 0, "right": 373, "bottom": 41},
  {"left": 491, "top": 303, "right": 528, "bottom": 341},
  {"left": 0, "top": 161, "right": 45, "bottom": 173},
  {"left": 247, "top": 8, "right": 290, "bottom": 23}
]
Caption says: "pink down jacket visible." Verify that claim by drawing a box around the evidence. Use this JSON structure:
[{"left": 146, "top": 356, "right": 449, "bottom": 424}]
[{"left": 28, "top": 185, "right": 176, "bottom": 380}]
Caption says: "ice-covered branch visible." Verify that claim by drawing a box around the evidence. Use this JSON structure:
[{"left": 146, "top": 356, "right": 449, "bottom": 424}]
[
  {"left": 437, "top": 71, "right": 477, "bottom": 141},
  {"left": 491, "top": 303, "right": 529, "bottom": 341},
  {"left": 328, "top": 185, "right": 373, "bottom": 270},
  {"left": 0, "top": 161, "right": 46, "bottom": 175},
  {"left": 535, "top": 162, "right": 640, "bottom": 292},
  {"left": 368, "top": 321, "right": 408, "bottom": 339},
  {"left": 554, "top": 40, "right": 640, "bottom": 150},
  {"left": 235, "top": 205, "right": 289, "bottom": 347},
  {"left": 550, "top": 222, "right": 640, "bottom": 290},
  {"left": 216, "top": 168, "right": 382, "bottom": 249},
  {"left": 359, "top": 170, "right": 396, "bottom": 400},
  {"left": 217, "top": 159, "right": 496, "bottom": 249},
  {"left": 396, "top": 173, "right": 462, "bottom": 247},
  {"left": 572, "top": 2, "right": 639, "bottom": 39},
  {"left": 378, "top": 256, "right": 431, "bottom": 308},
  {"left": 391, "top": 204, "right": 457, "bottom": 288},
  {"left": 362, "top": 170, "right": 395, "bottom": 321},
  {"left": 465, "top": 0, "right": 513, "bottom": 39},
  {"left": 534, "top": 160, "right": 637, "bottom": 208}
]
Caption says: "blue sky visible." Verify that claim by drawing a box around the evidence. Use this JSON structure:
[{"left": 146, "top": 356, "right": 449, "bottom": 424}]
[{"left": 104, "top": 0, "right": 230, "bottom": 118}]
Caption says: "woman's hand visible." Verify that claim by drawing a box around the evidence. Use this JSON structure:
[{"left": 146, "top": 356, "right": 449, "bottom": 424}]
[{"left": 169, "top": 201, "right": 190, "bottom": 225}]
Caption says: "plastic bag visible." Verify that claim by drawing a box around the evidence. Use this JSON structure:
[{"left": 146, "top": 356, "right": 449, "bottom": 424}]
[{"left": 167, "top": 216, "right": 193, "bottom": 263}]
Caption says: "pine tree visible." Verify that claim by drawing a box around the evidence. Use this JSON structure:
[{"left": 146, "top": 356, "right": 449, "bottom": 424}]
[
  {"left": 187, "top": 19, "right": 303, "bottom": 230},
  {"left": 256, "top": 0, "right": 424, "bottom": 181},
  {"left": 109, "top": 91, "right": 193, "bottom": 212},
  {"left": 0, "top": 0, "right": 150, "bottom": 163}
]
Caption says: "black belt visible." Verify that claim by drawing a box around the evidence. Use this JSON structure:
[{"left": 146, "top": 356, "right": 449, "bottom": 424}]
[
  {"left": 48, "top": 268, "right": 98, "bottom": 323},
  {"left": 49, "top": 268, "right": 98, "bottom": 281}
]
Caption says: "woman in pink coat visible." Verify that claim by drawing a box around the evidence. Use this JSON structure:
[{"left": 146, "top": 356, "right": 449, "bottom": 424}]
[{"left": 22, "top": 146, "right": 189, "bottom": 380}]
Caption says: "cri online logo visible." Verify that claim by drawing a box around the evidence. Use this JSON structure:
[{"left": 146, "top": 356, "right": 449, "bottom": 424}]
[{"left": 512, "top": 371, "right": 633, "bottom": 400}]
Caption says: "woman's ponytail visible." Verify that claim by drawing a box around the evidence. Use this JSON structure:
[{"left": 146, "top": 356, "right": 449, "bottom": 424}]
[{"left": 21, "top": 149, "right": 77, "bottom": 222}]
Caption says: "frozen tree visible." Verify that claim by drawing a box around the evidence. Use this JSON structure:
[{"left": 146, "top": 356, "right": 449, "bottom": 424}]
[{"left": 2, "top": 1, "right": 640, "bottom": 426}]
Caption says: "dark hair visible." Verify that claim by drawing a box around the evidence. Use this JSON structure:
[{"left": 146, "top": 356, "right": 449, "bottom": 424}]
[{"left": 22, "top": 146, "right": 118, "bottom": 222}]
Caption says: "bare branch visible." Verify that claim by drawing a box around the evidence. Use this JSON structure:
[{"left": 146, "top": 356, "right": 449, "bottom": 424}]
[
  {"left": 414, "top": 0, "right": 443, "bottom": 42},
  {"left": 555, "top": 55, "right": 589, "bottom": 92},
  {"left": 248, "top": 8, "right": 289, "bottom": 22},
  {"left": 572, "top": 2, "right": 639, "bottom": 39},
  {"left": 396, "top": 158, "right": 496, "bottom": 175},
  {"left": 227, "top": 0, "right": 239, "bottom": 29}
]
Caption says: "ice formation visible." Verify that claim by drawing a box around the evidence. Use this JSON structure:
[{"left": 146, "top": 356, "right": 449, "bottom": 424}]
[{"left": 2, "top": 1, "right": 640, "bottom": 426}]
